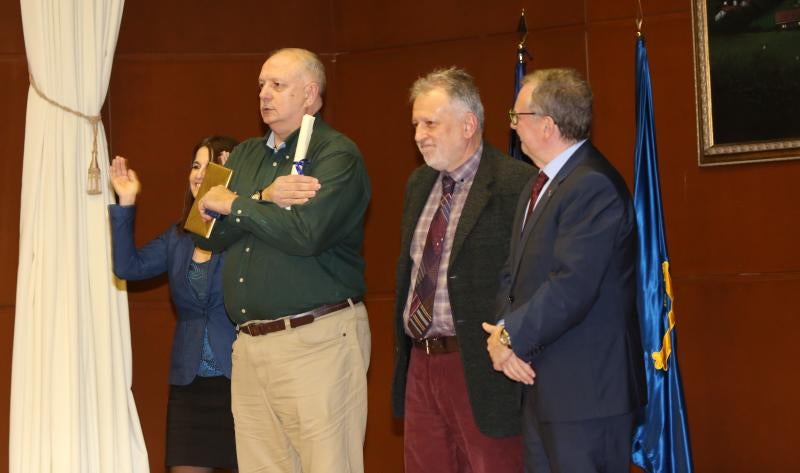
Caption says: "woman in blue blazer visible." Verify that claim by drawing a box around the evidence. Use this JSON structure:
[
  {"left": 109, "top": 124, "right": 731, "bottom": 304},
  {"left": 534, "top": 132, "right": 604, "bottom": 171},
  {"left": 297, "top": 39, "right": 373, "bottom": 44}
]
[{"left": 108, "top": 136, "right": 238, "bottom": 473}]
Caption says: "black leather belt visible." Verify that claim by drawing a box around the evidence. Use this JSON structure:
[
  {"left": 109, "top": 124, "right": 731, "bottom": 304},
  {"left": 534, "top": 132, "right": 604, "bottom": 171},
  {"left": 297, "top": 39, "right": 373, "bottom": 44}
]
[
  {"left": 412, "top": 335, "right": 459, "bottom": 355},
  {"left": 238, "top": 297, "right": 362, "bottom": 337}
]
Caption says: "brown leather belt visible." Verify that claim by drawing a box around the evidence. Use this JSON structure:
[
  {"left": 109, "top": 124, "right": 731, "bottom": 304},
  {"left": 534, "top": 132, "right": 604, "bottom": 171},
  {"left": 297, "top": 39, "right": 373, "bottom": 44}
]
[
  {"left": 412, "top": 335, "right": 459, "bottom": 355},
  {"left": 238, "top": 297, "right": 362, "bottom": 337}
]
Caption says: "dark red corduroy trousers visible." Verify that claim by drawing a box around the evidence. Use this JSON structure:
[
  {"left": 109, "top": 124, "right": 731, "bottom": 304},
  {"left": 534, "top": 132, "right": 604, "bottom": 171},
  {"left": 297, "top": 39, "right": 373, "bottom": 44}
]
[{"left": 403, "top": 347, "right": 523, "bottom": 473}]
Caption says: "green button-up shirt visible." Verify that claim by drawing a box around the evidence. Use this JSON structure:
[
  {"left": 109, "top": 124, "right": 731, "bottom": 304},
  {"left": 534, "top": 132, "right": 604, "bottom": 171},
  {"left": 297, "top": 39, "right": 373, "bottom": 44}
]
[{"left": 198, "top": 118, "right": 370, "bottom": 324}]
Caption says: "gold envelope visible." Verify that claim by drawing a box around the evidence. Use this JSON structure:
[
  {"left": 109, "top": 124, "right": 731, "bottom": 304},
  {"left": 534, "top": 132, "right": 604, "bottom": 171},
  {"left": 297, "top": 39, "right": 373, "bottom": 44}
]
[{"left": 183, "top": 162, "right": 233, "bottom": 238}]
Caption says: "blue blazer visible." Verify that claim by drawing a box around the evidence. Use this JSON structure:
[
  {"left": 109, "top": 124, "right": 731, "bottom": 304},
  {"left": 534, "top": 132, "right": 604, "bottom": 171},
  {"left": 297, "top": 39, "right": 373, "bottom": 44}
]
[
  {"left": 109, "top": 205, "right": 235, "bottom": 385},
  {"left": 496, "top": 141, "right": 647, "bottom": 423}
]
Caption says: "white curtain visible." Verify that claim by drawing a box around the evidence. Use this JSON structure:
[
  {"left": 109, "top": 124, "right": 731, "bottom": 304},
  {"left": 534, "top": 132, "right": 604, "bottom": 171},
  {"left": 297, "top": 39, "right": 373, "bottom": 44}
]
[{"left": 10, "top": 0, "right": 149, "bottom": 472}]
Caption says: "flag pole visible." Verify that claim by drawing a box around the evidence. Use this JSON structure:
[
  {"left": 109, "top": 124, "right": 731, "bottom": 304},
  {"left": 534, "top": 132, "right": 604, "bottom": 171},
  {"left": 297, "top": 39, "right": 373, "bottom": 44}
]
[{"left": 509, "top": 9, "right": 532, "bottom": 162}]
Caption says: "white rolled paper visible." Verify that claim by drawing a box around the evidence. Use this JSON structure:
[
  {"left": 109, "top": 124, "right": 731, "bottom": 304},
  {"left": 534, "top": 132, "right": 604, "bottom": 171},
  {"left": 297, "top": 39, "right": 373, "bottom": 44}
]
[
  {"left": 285, "top": 114, "right": 316, "bottom": 209},
  {"left": 291, "top": 114, "right": 316, "bottom": 175}
]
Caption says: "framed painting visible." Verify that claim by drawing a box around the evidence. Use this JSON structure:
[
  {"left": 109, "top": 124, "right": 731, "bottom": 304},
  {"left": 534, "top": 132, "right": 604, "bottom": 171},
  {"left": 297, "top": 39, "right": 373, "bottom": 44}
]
[{"left": 692, "top": 0, "right": 800, "bottom": 165}]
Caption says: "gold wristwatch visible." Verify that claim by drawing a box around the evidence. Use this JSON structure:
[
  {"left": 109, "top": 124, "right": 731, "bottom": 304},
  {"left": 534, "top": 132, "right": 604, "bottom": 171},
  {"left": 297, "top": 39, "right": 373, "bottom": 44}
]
[{"left": 499, "top": 328, "right": 512, "bottom": 348}]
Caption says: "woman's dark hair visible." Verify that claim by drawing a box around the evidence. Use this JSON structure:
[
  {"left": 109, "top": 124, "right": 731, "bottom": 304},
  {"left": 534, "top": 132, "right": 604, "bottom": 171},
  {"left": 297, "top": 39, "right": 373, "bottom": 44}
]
[{"left": 177, "top": 135, "right": 239, "bottom": 232}]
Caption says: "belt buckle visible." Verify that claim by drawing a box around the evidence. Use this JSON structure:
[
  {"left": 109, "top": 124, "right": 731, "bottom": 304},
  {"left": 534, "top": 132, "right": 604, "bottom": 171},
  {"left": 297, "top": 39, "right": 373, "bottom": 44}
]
[{"left": 424, "top": 338, "right": 431, "bottom": 355}]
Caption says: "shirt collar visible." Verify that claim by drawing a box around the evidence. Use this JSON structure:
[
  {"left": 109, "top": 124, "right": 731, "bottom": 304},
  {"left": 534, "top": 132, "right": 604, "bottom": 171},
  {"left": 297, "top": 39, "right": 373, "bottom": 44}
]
[
  {"left": 264, "top": 117, "right": 314, "bottom": 152},
  {"left": 443, "top": 143, "right": 483, "bottom": 185},
  {"left": 541, "top": 139, "right": 586, "bottom": 180},
  {"left": 264, "top": 131, "right": 286, "bottom": 151}
]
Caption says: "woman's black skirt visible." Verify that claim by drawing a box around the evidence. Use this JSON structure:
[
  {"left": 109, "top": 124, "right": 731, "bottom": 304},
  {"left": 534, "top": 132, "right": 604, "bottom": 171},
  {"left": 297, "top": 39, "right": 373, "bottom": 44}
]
[{"left": 165, "top": 376, "right": 237, "bottom": 469}]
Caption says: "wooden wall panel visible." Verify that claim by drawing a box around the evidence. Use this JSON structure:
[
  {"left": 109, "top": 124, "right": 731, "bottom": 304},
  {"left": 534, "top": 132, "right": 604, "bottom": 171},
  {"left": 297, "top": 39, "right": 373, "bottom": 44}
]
[
  {"left": 333, "top": 0, "right": 584, "bottom": 52},
  {"left": 586, "top": 18, "right": 636, "bottom": 189},
  {"left": 522, "top": 0, "right": 586, "bottom": 30},
  {"left": 2, "top": 3, "right": 27, "bottom": 469},
  {"left": 587, "top": 0, "right": 690, "bottom": 21},
  {"left": 129, "top": 302, "right": 177, "bottom": 473},
  {"left": 362, "top": 297, "right": 404, "bottom": 473},
  {"left": 0, "top": 307, "right": 15, "bottom": 471},
  {"left": 525, "top": 25, "right": 588, "bottom": 74},
  {"left": 679, "top": 157, "right": 800, "bottom": 275},
  {"left": 0, "top": 60, "right": 27, "bottom": 306},
  {"left": 117, "top": 0, "right": 332, "bottom": 54},
  {"left": 677, "top": 275, "right": 800, "bottom": 472},
  {"left": 0, "top": 0, "right": 24, "bottom": 54}
]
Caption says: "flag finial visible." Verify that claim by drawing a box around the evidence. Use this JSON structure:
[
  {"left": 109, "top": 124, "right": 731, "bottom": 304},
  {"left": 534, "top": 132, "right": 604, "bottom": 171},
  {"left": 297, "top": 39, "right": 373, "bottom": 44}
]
[
  {"left": 635, "top": 0, "right": 644, "bottom": 35},
  {"left": 517, "top": 9, "right": 528, "bottom": 49}
]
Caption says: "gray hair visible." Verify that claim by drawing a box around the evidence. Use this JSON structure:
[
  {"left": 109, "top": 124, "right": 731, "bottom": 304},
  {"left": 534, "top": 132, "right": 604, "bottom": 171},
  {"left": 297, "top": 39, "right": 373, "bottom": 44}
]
[
  {"left": 409, "top": 67, "right": 485, "bottom": 130},
  {"left": 270, "top": 48, "right": 326, "bottom": 95},
  {"left": 522, "top": 68, "right": 592, "bottom": 141}
]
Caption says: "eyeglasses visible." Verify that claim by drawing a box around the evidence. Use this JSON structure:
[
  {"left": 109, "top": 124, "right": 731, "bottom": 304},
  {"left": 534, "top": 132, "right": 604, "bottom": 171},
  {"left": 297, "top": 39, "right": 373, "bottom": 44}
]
[
  {"left": 509, "top": 109, "right": 560, "bottom": 126},
  {"left": 508, "top": 109, "right": 541, "bottom": 126}
]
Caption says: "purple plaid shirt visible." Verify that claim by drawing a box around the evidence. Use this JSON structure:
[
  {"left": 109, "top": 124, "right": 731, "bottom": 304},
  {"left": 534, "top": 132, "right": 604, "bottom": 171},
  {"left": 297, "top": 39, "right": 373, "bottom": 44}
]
[{"left": 403, "top": 145, "right": 483, "bottom": 337}]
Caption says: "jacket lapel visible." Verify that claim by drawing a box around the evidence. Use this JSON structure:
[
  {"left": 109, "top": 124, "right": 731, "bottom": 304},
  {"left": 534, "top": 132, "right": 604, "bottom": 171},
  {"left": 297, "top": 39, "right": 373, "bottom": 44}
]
[
  {"left": 514, "top": 142, "right": 593, "bottom": 275},
  {"left": 401, "top": 168, "right": 439, "bottom": 257},
  {"left": 449, "top": 149, "right": 493, "bottom": 263},
  {"left": 519, "top": 177, "right": 557, "bottom": 243},
  {"left": 508, "top": 176, "right": 535, "bottom": 269},
  {"left": 174, "top": 230, "right": 195, "bottom": 296}
]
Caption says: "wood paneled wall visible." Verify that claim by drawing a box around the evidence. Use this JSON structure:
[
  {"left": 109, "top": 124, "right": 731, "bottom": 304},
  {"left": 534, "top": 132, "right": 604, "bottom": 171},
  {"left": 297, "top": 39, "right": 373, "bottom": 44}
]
[{"left": 2, "top": 0, "right": 799, "bottom": 471}]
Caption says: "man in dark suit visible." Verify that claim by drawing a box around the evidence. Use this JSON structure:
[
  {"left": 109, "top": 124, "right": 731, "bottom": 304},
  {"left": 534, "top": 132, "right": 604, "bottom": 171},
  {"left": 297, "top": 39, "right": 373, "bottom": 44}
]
[
  {"left": 393, "top": 67, "right": 535, "bottom": 473},
  {"left": 483, "top": 68, "right": 647, "bottom": 473}
]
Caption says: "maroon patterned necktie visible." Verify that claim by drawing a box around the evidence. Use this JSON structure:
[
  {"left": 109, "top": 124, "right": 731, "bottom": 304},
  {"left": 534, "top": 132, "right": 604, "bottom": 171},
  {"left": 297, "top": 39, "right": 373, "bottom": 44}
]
[
  {"left": 407, "top": 175, "right": 456, "bottom": 339},
  {"left": 524, "top": 171, "right": 549, "bottom": 225}
]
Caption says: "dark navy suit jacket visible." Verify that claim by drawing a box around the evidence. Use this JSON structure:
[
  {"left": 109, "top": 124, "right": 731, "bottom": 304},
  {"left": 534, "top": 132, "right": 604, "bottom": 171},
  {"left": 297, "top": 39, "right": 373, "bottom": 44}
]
[
  {"left": 109, "top": 205, "right": 235, "bottom": 385},
  {"left": 496, "top": 141, "right": 647, "bottom": 423}
]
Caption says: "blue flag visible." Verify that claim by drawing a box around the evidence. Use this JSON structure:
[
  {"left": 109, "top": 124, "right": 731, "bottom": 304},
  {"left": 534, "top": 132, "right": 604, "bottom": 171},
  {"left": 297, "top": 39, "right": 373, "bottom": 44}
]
[{"left": 631, "top": 35, "right": 694, "bottom": 473}]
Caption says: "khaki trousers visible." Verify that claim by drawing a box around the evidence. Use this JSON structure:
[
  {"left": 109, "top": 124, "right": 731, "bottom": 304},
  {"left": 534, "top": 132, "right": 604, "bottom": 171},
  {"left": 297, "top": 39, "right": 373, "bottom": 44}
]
[{"left": 232, "top": 302, "right": 371, "bottom": 473}]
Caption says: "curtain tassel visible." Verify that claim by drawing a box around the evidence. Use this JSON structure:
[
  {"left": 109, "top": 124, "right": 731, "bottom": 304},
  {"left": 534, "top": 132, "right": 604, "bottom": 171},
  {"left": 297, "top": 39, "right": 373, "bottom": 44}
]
[{"left": 28, "top": 72, "right": 104, "bottom": 195}]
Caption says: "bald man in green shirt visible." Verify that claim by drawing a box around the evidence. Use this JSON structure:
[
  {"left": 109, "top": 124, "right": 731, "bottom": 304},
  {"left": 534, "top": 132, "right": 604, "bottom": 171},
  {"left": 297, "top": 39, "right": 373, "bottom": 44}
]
[{"left": 199, "top": 48, "right": 371, "bottom": 473}]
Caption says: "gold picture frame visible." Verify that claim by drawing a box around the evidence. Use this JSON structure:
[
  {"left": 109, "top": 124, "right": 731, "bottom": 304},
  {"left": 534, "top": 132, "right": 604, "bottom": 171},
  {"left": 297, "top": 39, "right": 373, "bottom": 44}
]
[{"left": 692, "top": 0, "right": 800, "bottom": 166}]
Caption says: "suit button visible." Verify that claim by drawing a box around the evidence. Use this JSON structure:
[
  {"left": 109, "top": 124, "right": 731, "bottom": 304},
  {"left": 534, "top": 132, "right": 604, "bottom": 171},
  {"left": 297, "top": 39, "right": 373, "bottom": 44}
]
[{"left": 508, "top": 295, "right": 515, "bottom": 303}]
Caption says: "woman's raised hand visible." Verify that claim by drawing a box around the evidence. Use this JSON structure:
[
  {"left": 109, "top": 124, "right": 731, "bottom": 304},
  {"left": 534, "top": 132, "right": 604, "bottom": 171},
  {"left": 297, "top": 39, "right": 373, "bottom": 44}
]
[{"left": 109, "top": 156, "right": 141, "bottom": 206}]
